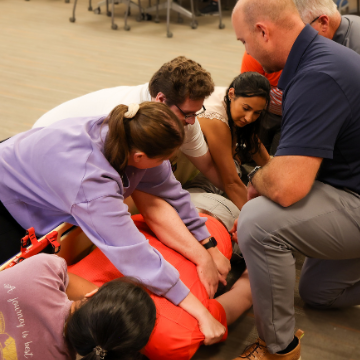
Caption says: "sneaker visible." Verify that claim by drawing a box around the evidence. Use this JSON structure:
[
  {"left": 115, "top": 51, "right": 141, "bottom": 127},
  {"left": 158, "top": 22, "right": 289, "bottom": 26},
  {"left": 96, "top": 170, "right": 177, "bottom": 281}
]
[
  {"left": 199, "top": 1, "right": 219, "bottom": 14},
  {"left": 233, "top": 329, "right": 304, "bottom": 360}
]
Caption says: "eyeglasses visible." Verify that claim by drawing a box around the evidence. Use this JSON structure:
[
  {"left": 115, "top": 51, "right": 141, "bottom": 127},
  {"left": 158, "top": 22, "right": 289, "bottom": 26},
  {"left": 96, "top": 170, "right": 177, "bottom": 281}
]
[
  {"left": 310, "top": 15, "right": 320, "bottom": 25},
  {"left": 174, "top": 104, "right": 206, "bottom": 120}
]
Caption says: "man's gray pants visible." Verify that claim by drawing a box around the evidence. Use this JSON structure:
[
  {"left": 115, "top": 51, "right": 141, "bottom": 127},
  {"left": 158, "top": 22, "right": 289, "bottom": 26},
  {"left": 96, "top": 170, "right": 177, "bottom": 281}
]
[{"left": 237, "top": 181, "right": 360, "bottom": 353}]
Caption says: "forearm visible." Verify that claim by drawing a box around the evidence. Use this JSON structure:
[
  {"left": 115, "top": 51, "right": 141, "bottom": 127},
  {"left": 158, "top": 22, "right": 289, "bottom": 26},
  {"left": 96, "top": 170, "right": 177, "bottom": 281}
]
[
  {"left": 133, "top": 191, "right": 211, "bottom": 266},
  {"left": 187, "top": 152, "right": 224, "bottom": 191},
  {"left": 147, "top": 208, "right": 211, "bottom": 266},
  {"left": 200, "top": 163, "right": 224, "bottom": 191},
  {"left": 216, "top": 270, "right": 252, "bottom": 325},
  {"left": 223, "top": 178, "right": 248, "bottom": 210},
  {"left": 179, "top": 291, "right": 211, "bottom": 321},
  {"left": 251, "top": 142, "right": 271, "bottom": 167},
  {"left": 179, "top": 291, "right": 227, "bottom": 345},
  {"left": 136, "top": 163, "right": 210, "bottom": 240},
  {"left": 250, "top": 164, "right": 277, "bottom": 201},
  {"left": 250, "top": 156, "right": 322, "bottom": 207}
]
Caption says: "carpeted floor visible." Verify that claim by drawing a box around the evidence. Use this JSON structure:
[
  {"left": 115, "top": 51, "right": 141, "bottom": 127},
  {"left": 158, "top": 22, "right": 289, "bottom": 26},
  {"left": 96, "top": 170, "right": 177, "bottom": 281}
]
[{"left": 1, "top": 1, "right": 360, "bottom": 359}]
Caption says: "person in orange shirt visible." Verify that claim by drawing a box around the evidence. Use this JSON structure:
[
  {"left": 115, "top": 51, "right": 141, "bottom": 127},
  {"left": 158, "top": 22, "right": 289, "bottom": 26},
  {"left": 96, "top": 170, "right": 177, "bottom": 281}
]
[
  {"left": 68, "top": 213, "right": 252, "bottom": 360},
  {"left": 241, "top": 52, "right": 283, "bottom": 154}
]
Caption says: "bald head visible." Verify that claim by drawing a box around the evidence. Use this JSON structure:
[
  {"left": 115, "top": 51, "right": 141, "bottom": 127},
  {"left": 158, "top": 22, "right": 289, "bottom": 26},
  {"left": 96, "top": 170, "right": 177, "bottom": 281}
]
[
  {"left": 232, "top": 0, "right": 305, "bottom": 73},
  {"left": 234, "top": 0, "right": 301, "bottom": 30}
]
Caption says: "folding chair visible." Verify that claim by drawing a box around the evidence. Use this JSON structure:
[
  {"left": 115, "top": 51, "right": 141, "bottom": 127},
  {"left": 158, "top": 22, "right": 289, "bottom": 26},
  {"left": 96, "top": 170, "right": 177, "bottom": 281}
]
[
  {"left": 145, "top": 0, "right": 198, "bottom": 37},
  {"left": 70, "top": 0, "right": 95, "bottom": 23}
]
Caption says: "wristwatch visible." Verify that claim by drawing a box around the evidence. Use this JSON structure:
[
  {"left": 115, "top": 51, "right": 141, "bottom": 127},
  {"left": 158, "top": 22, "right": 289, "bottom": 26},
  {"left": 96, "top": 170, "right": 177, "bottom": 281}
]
[
  {"left": 247, "top": 166, "right": 261, "bottom": 185},
  {"left": 203, "top": 236, "right": 217, "bottom": 250}
]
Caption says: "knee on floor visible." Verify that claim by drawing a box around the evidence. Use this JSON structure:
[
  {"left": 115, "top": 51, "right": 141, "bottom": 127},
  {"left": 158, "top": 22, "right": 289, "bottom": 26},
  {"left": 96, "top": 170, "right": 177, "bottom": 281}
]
[{"left": 298, "top": 278, "right": 339, "bottom": 309}]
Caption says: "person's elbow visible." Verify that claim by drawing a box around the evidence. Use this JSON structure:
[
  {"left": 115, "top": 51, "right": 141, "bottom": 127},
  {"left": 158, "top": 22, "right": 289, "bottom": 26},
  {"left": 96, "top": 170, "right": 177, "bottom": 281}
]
[{"left": 271, "top": 180, "right": 313, "bottom": 208}]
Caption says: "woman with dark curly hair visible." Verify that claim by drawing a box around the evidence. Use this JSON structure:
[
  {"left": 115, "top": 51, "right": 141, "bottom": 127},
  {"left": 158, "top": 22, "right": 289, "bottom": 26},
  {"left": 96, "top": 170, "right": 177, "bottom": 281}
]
[{"left": 196, "top": 72, "right": 271, "bottom": 210}]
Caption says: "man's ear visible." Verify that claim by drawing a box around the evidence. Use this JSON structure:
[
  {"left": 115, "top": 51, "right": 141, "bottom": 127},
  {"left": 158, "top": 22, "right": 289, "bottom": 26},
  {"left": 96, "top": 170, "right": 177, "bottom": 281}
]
[
  {"left": 85, "top": 288, "right": 99, "bottom": 298},
  {"left": 255, "top": 22, "right": 270, "bottom": 42},
  {"left": 317, "top": 15, "right": 330, "bottom": 35},
  {"left": 155, "top": 92, "right": 167, "bottom": 104}
]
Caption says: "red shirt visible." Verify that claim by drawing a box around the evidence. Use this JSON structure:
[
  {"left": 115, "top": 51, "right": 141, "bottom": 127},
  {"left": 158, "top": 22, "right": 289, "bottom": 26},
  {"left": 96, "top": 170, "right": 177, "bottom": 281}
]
[
  {"left": 68, "top": 214, "right": 231, "bottom": 360},
  {"left": 241, "top": 53, "right": 283, "bottom": 115}
]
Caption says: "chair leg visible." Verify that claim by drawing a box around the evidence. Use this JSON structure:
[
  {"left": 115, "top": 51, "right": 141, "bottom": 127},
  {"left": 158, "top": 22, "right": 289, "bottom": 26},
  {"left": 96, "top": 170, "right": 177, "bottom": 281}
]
[
  {"left": 88, "top": 0, "right": 93, "bottom": 11},
  {"left": 155, "top": 0, "right": 160, "bottom": 23},
  {"left": 69, "top": 0, "right": 78, "bottom": 22},
  {"left": 166, "top": 0, "right": 173, "bottom": 37},
  {"left": 111, "top": 0, "right": 118, "bottom": 29},
  {"left": 136, "top": 0, "right": 143, "bottom": 21},
  {"left": 106, "top": 0, "right": 111, "bottom": 16},
  {"left": 124, "top": 0, "right": 131, "bottom": 30},
  {"left": 194, "top": 0, "right": 200, "bottom": 16},
  {"left": 217, "top": 0, "right": 224, "bottom": 29},
  {"left": 177, "top": 0, "right": 183, "bottom": 22},
  {"left": 190, "top": 0, "right": 197, "bottom": 29}
]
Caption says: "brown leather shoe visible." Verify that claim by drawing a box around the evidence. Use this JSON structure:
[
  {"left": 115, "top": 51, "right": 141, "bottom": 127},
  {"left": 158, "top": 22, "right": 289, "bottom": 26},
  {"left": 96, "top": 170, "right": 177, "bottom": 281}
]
[{"left": 233, "top": 329, "right": 304, "bottom": 360}]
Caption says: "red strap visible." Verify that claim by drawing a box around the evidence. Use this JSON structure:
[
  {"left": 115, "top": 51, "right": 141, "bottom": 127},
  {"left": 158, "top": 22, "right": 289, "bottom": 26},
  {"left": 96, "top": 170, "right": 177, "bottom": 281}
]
[
  {"left": 5, "top": 228, "right": 60, "bottom": 269},
  {"left": 45, "top": 231, "right": 61, "bottom": 254}
]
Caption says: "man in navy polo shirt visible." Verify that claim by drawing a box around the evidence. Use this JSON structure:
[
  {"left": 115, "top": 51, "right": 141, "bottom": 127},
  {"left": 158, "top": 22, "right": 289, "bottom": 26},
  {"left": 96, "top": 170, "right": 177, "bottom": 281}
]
[{"left": 231, "top": 0, "right": 360, "bottom": 359}]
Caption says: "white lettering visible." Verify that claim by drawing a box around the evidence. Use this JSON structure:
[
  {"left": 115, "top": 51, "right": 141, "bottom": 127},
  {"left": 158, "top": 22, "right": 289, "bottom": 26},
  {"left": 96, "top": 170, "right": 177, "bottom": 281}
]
[
  {"left": 24, "top": 341, "right": 33, "bottom": 358},
  {"left": 4, "top": 284, "right": 16, "bottom": 293},
  {"left": 7, "top": 297, "right": 26, "bottom": 328}
]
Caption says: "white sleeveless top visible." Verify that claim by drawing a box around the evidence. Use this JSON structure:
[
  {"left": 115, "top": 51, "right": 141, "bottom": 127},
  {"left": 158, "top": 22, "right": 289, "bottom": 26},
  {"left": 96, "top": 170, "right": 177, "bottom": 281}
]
[{"left": 197, "top": 86, "right": 229, "bottom": 127}]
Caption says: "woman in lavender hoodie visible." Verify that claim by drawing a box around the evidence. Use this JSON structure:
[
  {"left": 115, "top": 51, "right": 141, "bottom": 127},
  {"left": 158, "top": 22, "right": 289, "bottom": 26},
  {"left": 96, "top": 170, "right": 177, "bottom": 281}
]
[{"left": 0, "top": 102, "right": 226, "bottom": 344}]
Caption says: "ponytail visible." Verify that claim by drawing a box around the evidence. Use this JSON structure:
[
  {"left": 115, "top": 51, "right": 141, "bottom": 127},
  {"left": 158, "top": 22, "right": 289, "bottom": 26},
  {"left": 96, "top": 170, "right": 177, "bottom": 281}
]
[
  {"left": 65, "top": 278, "right": 156, "bottom": 360},
  {"left": 103, "top": 102, "right": 184, "bottom": 174}
]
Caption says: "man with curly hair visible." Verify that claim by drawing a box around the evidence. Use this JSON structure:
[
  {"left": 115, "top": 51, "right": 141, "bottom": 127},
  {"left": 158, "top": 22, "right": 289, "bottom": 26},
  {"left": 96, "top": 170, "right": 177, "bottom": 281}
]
[{"left": 33, "top": 56, "right": 221, "bottom": 188}]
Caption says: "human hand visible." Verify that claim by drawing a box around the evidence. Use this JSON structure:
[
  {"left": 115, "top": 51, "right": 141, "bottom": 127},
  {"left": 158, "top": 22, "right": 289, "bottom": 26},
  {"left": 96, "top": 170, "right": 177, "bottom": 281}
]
[
  {"left": 196, "top": 256, "right": 219, "bottom": 299},
  {"left": 178, "top": 292, "right": 226, "bottom": 345},
  {"left": 198, "top": 311, "right": 227, "bottom": 345},
  {"left": 230, "top": 218, "right": 238, "bottom": 243},
  {"left": 247, "top": 182, "right": 261, "bottom": 201},
  {"left": 207, "top": 247, "right": 231, "bottom": 286}
]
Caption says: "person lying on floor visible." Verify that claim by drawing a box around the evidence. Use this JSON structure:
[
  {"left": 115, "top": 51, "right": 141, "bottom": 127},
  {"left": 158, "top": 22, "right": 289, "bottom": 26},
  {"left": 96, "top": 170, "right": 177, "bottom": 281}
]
[
  {"left": 0, "top": 102, "right": 229, "bottom": 344},
  {"left": 67, "top": 212, "right": 252, "bottom": 360},
  {"left": 0, "top": 209, "right": 251, "bottom": 360}
]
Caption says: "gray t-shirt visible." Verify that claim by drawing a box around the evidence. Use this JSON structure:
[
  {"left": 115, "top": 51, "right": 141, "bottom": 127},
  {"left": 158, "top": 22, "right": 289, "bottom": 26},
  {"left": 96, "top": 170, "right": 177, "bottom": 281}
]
[{"left": 0, "top": 254, "right": 74, "bottom": 360}]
